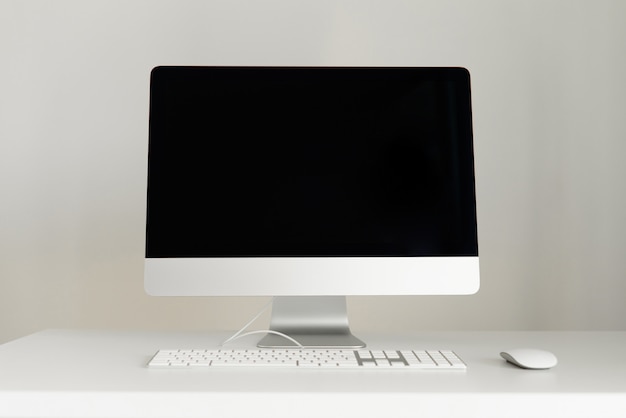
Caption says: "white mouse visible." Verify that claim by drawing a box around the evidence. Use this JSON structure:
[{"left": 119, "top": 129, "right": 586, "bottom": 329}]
[{"left": 500, "top": 348, "right": 558, "bottom": 369}]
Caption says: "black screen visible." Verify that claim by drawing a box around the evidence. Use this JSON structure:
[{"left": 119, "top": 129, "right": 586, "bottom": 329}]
[{"left": 146, "top": 67, "right": 477, "bottom": 257}]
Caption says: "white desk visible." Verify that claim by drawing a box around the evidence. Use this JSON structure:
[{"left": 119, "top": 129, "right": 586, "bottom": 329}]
[{"left": 1, "top": 329, "right": 625, "bottom": 417}]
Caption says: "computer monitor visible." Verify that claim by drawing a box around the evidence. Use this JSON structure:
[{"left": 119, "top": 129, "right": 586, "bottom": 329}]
[{"left": 145, "top": 66, "right": 479, "bottom": 348}]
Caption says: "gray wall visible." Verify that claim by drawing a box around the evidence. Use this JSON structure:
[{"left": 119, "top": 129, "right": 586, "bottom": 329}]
[{"left": 1, "top": 0, "right": 625, "bottom": 344}]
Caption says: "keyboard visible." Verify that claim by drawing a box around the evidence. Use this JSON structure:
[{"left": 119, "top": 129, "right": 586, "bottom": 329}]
[{"left": 147, "top": 348, "right": 466, "bottom": 369}]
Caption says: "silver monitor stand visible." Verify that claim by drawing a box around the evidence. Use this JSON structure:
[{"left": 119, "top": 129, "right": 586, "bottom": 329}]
[{"left": 257, "top": 296, "right": 366, "bottom": 349}]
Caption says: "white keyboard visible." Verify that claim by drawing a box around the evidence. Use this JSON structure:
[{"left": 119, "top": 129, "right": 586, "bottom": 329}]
[{"left": 148, "top": 348, "right": 466, "bottom": 369}]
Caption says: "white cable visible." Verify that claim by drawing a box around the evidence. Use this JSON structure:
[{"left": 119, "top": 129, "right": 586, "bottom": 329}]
[
  {"left": 221, "top": 330, "right": 304, "bottom": 348},
  {"left": 220, "top": 298, "right": 304, "bottom": 348},
  {"left": 221, "top": 297, "right": 274, "bottom": 346}
]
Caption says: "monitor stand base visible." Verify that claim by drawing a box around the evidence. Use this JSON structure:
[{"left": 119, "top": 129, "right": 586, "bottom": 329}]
[{"left": 257, "top": 296, "right": 366, "bottom": 349}]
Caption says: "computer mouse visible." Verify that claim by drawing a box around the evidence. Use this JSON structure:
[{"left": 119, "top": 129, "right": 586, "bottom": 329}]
[{"left": 500, "top": 348, "right": 558, "bottom": 369}]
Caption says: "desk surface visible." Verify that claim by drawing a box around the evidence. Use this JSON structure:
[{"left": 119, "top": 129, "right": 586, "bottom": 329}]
[{"left": 1, "top": 329, "right": 625, "bottom": 417}]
